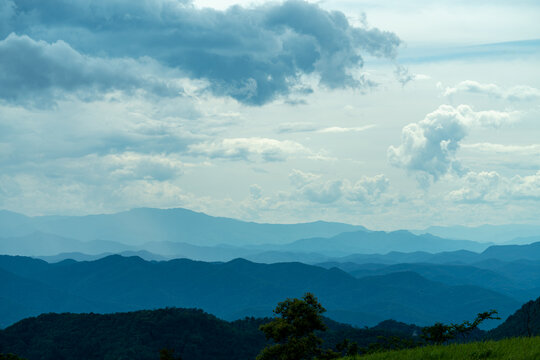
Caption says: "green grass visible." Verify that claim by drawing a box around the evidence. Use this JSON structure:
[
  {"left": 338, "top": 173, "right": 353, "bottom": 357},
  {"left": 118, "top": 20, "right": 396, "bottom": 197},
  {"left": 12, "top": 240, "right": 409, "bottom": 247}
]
[{"left": 341, "top": 337, "right": 540, "bottom": 360}]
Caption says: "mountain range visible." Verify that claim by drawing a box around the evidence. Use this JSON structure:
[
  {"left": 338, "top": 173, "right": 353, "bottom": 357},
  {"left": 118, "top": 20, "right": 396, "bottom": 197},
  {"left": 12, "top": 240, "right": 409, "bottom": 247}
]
[
  {"left": 0, "top": 254, "right": 521, "bottom": 329},
  {"left": 3, "top": 208, "right": 540, "bottom": 263},
  {"left": 0, "top": 208, "right": 365, "bottom": 246}
]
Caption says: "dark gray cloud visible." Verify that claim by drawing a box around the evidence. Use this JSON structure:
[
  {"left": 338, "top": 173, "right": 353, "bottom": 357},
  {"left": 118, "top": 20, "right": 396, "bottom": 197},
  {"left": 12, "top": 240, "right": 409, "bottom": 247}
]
[{"left": 3, "top": 0, "right": 401, "bottom": 105}]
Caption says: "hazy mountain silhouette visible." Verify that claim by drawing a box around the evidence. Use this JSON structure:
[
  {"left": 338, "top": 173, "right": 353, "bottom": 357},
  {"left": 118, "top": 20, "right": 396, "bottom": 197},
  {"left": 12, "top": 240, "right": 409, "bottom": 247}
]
[
  {"left": 0, "top": 208, "right": 365, "bottom": 246},
  {"left": 279, "top": 230, "right": 488, "bottom": 255},
  {"left": 413, "top": 224, "right": 540, "bottom": 244},
  {"left": 0, "top": 232, "right": 134, "bottom": 256}
]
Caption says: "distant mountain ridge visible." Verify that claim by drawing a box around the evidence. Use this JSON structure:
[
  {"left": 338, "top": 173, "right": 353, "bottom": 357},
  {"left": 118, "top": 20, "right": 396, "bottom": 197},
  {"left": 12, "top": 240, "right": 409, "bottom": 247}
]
[
  {"left": 4, "top": 233, "right": 540, "bottom": 266},
  {"left": 332, "top": 241, "right": 540, "bottom": 264},
  {"left": 279, "top": 230, "right": 488, "bottom": 255},
  {"left": 318, "top": 261, "right": 540, "bottom": 303},
  {"left": 0, "top": 208, "right": 365, "bottom": 246},
  {"left": 413, "top": 224, "right": 540, "bottom": 243}
]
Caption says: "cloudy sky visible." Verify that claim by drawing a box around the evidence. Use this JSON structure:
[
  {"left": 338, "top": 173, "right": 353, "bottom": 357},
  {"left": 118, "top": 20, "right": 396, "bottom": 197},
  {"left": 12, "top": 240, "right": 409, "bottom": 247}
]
[{"left": 1, "top": 0, "right": 539, "bottom": 229}]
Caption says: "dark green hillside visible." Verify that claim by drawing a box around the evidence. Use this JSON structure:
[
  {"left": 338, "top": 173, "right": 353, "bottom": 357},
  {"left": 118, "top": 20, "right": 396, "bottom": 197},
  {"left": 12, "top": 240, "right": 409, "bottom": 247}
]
[
  {"left": 0, "top": 308, "right": 420, "bottom": 360},
  {"left": 0, "top": 308, "right": 263, "bottom": 360},
  {"left": 489, "top": 296, "right": 540, "bottom": 339}
]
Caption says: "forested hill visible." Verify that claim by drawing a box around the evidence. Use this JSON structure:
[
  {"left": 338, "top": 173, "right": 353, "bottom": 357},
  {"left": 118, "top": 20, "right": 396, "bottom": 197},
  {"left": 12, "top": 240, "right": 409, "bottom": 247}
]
[
  {"left": 2, "top": 297, "right": 540, "bottom": 360},
  {"left": 0, "top": 308, "right": 421, "bottom": 360},
  {"left": 488, "top": 296, "right": 540, "bottom": 339}
]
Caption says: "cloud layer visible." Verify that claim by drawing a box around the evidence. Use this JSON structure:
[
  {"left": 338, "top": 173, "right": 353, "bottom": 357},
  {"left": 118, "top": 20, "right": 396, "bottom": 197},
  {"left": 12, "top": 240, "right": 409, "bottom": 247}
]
[
  {"left": 1, "top": 0, "right": 401, "bottom": 106},
  {"left": 288, "top": 169, "right": 391, "bottom": 205},
  {"left": 189, "top": 137, "right": 308, "bottom": 162},
  {"left": 442, "top": 80, "right": 540, "bottom": 101}
]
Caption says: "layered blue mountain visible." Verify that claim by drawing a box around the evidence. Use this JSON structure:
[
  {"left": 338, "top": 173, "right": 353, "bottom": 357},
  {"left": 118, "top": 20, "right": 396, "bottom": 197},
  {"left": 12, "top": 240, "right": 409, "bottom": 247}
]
[
  {"left": 275, "top": 230, "right": 488, "bottom": 255},
  {"left": 332, "top": 241, "right": 540, "bottom": 264},
  {"left": 317, "top": 261, "right": 540, "bottom": 303},
  {"left": 0, "top": 207, "right": 498, "bottom": 260},
  {"left": 0, "top": 255, "right": 520, "bottom": 329}
]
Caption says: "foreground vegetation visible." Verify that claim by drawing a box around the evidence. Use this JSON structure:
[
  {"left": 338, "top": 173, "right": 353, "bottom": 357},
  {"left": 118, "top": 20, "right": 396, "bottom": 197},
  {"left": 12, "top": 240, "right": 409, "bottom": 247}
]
[
  {"left": 1, "top": 293, "right": 538, "bottom": 359},
  {"left": 0, "top": 307, "right": 418, "bottom": 360},
  {"left": 341, "top": 337, "right": 540, "bottom": 360}
]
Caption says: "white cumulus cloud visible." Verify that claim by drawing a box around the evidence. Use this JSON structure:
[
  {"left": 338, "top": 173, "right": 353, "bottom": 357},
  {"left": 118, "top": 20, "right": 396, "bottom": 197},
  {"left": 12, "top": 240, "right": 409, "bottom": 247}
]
[
  {"left": 388, "top": 104, "right": 518, "bottom": 185},
  {"left": 447, "top": 171, "right": 501, "bottom": 203},
  {"left": 344, "top": 174, "right": 390, "bottom": 203},
  {"left": 447, "top": 170, "right": 540, "bottom": 204}
]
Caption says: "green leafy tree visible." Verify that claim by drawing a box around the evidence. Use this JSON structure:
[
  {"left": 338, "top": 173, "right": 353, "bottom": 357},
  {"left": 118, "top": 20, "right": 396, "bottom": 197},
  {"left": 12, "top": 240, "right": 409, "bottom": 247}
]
[{"left": 257, "top": 293, "right": 340, "bottom": 360}]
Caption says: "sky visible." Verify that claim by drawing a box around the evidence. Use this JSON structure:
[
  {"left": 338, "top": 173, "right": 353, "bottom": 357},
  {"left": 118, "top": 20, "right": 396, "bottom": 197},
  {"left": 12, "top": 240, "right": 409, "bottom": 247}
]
[{"left": 0, "top": 0, "right": 539, "bottom": 229}]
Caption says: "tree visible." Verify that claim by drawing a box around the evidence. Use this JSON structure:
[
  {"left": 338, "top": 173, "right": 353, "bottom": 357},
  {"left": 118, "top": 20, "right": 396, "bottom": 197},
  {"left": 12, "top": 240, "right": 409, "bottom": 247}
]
[
  {"left": 422, "top": 310, "right": 500, "bottom": 345},
  {"left": 256, "top": 293, "right": 339, "bottom": 360}
]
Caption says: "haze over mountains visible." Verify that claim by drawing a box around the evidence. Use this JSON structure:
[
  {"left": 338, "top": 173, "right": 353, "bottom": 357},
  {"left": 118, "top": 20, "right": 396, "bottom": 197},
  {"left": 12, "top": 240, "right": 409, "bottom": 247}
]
[
  {"left": 0, "top": 208, "right": 365, "bottom": 246},
  {"left": 2, "top": 208, "right": 540, "bottom": 264},
  {"left": 1, "top": 206, "right": 540, "bottom": 337},
  {"left": 413, "top": 224, "right": 540, "bottom": 244}
]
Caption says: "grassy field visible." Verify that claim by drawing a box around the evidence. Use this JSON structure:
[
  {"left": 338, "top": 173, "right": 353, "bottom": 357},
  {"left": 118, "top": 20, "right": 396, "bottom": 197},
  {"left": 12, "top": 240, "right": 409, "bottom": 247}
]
[{"left": 341, "top": 337, "right": 540, "bottom": 360}]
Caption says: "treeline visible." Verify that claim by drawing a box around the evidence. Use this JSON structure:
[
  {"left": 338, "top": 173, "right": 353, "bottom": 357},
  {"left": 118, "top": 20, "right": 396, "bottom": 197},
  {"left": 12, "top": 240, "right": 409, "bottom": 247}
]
[
  {"left": 0, "top": 308, "right": 420, "bottom": 360},
  {"left": 1, "top": 294, "right": 538, "bottom": 360}
]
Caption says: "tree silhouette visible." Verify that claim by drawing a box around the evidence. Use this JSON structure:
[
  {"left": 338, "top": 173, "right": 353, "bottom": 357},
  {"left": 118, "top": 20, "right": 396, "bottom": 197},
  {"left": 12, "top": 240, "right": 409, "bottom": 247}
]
[{"left": 422, "top": 310, "right": 499, "bottom": 344}]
